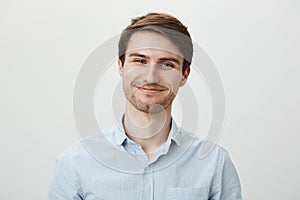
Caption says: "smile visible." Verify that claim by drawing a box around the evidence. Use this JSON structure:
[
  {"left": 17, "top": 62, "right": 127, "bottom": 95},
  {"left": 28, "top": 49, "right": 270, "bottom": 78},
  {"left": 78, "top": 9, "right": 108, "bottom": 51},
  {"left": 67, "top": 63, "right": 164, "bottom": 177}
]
[{"left": 136, "top": 86, "right": 167, "bottom": 95}]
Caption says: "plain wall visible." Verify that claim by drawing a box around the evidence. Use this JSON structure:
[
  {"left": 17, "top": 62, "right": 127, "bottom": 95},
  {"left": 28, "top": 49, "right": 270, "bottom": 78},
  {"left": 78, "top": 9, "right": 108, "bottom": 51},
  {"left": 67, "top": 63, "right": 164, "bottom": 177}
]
[{"left": 1, "top": 0, "right": 299, "bottom": 199}]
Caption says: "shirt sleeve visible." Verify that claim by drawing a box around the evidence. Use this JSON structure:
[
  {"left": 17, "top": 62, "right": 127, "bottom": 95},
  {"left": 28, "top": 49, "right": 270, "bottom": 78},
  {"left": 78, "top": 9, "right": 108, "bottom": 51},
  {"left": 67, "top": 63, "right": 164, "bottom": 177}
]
[
  {"left": 47, "top": 152, "right": 83, "bottom": 200},
  {"left": 210, "top": 148, "right": 242, "bottom": 200}
]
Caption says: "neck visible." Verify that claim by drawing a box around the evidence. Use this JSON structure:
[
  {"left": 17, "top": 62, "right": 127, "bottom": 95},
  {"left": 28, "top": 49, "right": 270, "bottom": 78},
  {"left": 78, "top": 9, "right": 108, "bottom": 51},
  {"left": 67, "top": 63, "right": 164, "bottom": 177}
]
[{"left": 123, "top": 101, "right": 172, "bottom": 159}]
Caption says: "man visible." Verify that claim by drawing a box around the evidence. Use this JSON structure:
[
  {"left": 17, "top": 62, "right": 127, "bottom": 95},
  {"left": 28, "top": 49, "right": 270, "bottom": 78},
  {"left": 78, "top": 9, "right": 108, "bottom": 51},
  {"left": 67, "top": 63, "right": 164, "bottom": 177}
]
[{"left": 48, "top": 13, "right": 242, "bottom": 199}]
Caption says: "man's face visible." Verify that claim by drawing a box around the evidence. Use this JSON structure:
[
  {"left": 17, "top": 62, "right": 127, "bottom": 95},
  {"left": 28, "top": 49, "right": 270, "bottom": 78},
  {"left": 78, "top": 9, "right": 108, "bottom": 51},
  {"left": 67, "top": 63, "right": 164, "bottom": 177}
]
[{"left": 118, "top": 31, "right": 190, "bottom": 113}]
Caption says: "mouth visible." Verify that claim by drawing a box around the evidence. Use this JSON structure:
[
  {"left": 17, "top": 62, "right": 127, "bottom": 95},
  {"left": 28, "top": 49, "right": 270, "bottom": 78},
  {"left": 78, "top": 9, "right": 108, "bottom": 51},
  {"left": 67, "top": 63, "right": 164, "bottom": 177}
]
[{"left": 136, "top": 86, "right": 167, "bottom": 95}]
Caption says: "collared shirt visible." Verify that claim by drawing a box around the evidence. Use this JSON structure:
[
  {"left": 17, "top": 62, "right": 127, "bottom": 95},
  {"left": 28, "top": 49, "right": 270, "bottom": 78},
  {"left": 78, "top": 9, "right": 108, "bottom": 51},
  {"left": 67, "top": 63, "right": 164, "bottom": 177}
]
[{"left": 48, "top": 119, "right": 242, "bottom": 200}]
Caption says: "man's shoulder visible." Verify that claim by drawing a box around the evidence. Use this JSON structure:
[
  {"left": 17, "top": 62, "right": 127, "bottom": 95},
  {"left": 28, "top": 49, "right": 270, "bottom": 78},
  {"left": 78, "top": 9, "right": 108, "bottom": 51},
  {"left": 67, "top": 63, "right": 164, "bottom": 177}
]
[
  {"left": 56, "top": 128, "right": 116, "bottom": 163},
  {"left": 178, "top": 128, "right": 230, "bottom": 160},
  {"left": 56, "top": 141, "right": 88, "bottom": 163}
]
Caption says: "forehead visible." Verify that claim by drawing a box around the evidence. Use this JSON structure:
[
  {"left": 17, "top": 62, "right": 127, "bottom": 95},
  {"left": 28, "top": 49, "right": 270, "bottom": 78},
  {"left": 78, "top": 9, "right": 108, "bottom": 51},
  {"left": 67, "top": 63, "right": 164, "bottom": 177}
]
[{"left": 126, "top": 31, "right": 183, "bottom": 58}]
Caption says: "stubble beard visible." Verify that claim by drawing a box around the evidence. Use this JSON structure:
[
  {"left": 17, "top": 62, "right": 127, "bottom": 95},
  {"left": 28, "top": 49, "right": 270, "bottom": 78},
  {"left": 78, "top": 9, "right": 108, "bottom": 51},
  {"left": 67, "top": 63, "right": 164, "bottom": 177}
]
[{"left": 126, "top": 89, "right": 176, "bottom": 114}]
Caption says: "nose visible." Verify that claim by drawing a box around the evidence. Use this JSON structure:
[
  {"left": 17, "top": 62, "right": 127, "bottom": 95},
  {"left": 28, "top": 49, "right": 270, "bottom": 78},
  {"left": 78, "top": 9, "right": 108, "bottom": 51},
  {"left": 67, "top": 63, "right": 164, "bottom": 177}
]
[{"left": 144, "top": 63, "right": 159, "bottom": 83}]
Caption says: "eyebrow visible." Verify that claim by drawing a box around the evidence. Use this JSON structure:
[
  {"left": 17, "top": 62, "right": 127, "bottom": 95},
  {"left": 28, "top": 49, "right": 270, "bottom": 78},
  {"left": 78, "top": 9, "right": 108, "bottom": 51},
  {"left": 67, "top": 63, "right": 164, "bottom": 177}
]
[
  {"left": 158, "top": 57, "right": 181, "bottom": 65},
  {"left": 128, "top": 53, "right": 181, "bottom": 64},
  {"left": 128, "top": 53, "right": 150, "bottom": 59}
]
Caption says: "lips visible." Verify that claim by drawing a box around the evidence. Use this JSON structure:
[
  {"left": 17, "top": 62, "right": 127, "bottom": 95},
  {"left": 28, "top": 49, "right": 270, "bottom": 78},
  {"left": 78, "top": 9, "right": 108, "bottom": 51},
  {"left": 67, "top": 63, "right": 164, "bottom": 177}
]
[
  {"left": 136, "top": 86, "right": 167, "bottom": 94},
  {"left": 138, "top": 86, "right": 165, "bottom": 91}
]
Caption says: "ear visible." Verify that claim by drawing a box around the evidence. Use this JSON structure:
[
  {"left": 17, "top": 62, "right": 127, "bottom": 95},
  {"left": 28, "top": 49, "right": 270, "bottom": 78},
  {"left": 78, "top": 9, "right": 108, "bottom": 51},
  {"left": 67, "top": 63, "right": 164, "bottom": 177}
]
[
  {"left": 179, "top": 66, "right": 190, "bottom": 87},
  {"left": 118, "top": 58, "right": 124, "bottom": 76}
]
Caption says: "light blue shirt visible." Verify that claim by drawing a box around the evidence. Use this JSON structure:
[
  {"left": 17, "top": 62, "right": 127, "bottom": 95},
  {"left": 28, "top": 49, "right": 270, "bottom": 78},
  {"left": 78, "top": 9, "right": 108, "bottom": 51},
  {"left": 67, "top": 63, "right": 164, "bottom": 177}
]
[{"left": 48, "top": 119, "right": 242, "bottom": 200}]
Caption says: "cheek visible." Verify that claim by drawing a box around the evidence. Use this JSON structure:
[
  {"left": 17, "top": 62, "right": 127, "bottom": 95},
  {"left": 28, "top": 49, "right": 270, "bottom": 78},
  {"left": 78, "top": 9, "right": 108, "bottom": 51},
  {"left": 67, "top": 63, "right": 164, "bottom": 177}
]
[
  {"left": 122, "top": 65, "right": 146, "bottom": 79},
  {"left": 161, "top": 70, "right": 183, "bottom": 86}
]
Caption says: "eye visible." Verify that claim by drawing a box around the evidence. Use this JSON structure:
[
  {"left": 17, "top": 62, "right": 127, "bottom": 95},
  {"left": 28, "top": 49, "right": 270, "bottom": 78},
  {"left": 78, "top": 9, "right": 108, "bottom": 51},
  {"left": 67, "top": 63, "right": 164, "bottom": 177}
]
[
  {"left": 160, "top": 63, "right": 174, "bottom": 68},
  {"left": 134, "top": 59, "right": 146, "bottom": 64}
]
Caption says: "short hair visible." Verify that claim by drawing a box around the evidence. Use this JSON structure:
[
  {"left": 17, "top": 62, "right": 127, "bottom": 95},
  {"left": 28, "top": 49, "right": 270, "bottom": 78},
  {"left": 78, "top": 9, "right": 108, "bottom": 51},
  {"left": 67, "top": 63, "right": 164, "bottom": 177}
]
[{"left": 118, "top": 13, "right": 193, "bottom": 74}]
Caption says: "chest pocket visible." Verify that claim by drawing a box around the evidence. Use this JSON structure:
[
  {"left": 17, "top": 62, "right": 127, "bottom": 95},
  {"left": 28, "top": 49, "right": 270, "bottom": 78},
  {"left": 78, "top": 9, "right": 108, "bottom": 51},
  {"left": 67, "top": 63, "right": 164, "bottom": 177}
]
[{"left": 167, "top": 187, "right": 209, "bottom": 200}]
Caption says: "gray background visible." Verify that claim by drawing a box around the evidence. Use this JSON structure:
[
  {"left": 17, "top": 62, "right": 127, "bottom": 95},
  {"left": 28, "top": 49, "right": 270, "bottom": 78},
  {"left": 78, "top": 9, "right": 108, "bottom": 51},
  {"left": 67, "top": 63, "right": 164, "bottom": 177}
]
[{"left": 1, "top": 0, "right": 299, "bottom": 199}]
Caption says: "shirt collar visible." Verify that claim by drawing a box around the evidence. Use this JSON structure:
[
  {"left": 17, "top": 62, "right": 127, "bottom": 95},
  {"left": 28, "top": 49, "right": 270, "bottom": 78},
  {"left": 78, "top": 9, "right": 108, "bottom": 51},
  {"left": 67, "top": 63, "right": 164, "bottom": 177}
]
[{"left": 112, "top": 115, "right": 181, "bottom": 146}]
